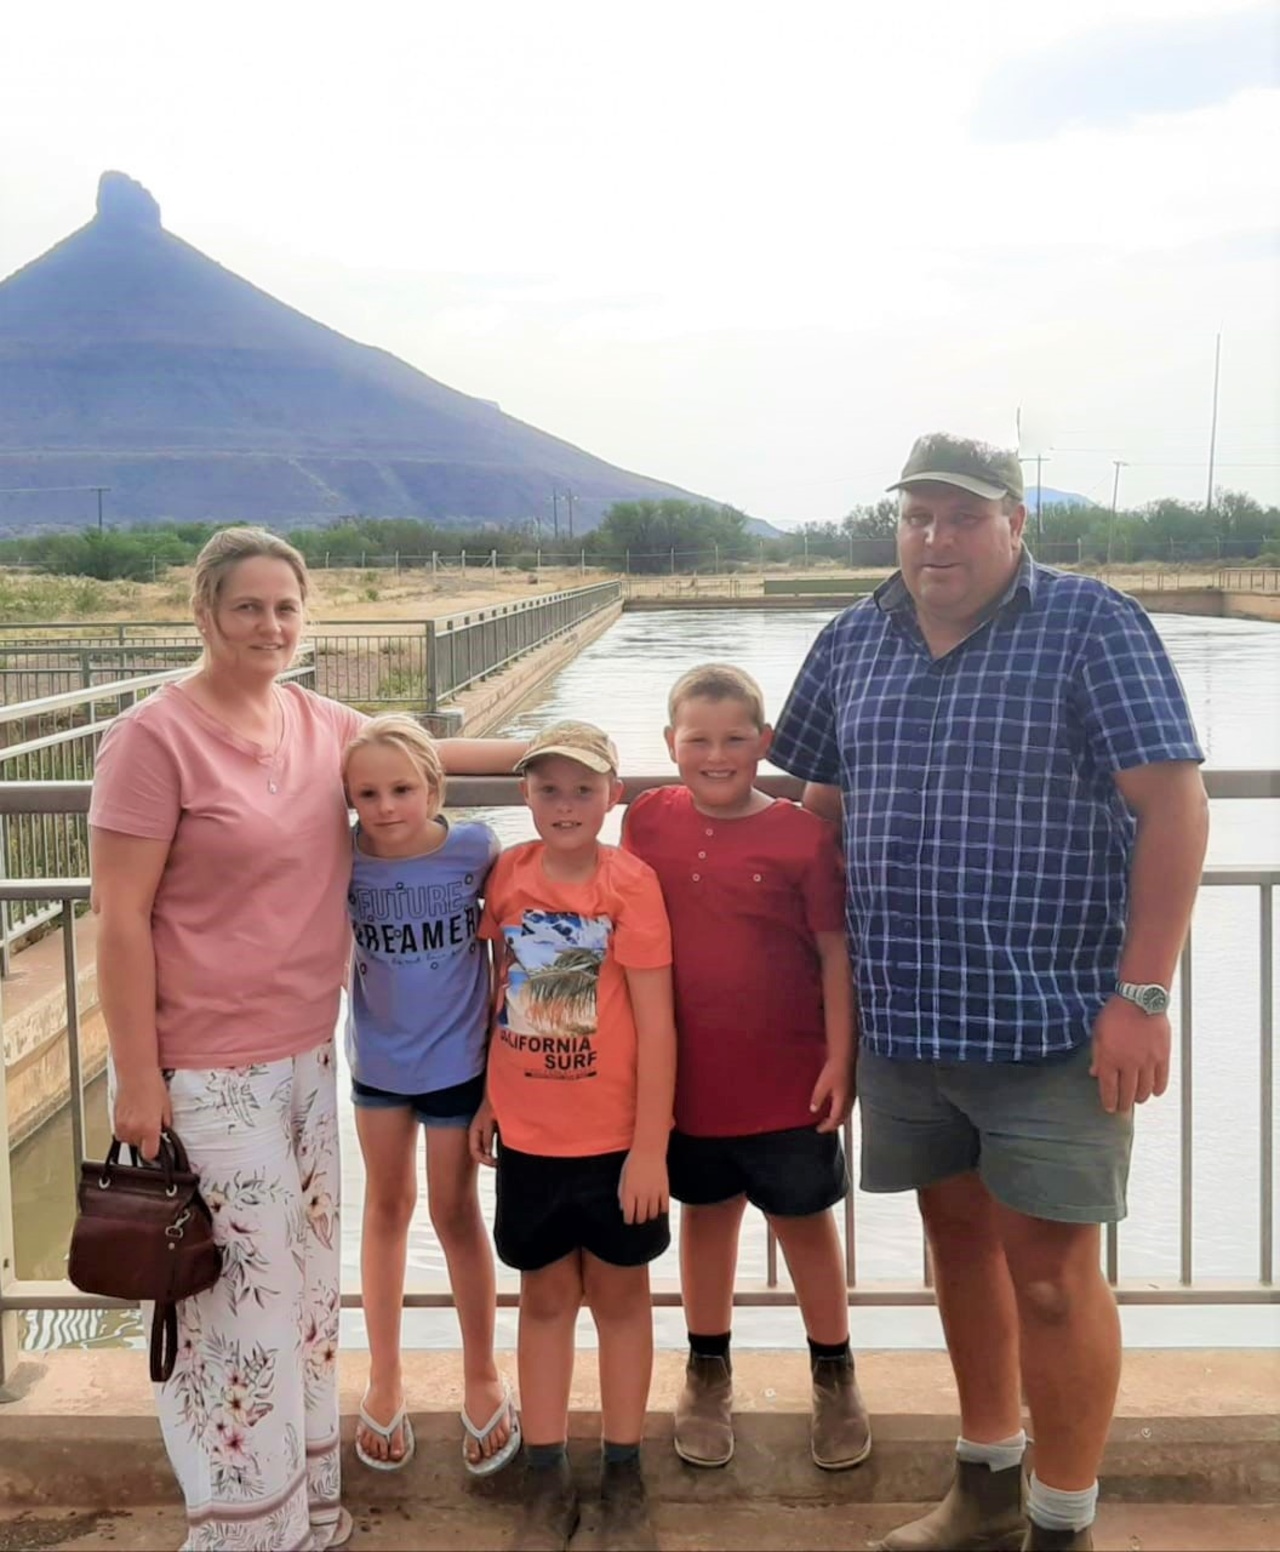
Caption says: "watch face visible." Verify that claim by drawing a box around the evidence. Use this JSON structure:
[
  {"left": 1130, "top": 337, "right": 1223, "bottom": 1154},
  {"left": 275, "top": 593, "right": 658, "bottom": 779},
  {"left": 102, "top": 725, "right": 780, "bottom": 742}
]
[{"left": 1136, "top": 985, "right": 1169, "bottom": 1015}]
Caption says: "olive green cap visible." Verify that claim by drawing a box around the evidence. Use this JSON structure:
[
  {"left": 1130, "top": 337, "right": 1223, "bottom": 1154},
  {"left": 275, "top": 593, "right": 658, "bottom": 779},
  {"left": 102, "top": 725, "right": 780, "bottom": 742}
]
[{"left": 887, "top": 432, "right": 1024, "bottom": 502}]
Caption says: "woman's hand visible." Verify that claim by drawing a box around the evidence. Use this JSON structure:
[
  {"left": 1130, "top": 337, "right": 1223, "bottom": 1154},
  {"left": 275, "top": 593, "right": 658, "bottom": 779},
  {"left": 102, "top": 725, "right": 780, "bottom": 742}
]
[{"left": 112, "top": 1067, "right": 172, "bottom": 1160}]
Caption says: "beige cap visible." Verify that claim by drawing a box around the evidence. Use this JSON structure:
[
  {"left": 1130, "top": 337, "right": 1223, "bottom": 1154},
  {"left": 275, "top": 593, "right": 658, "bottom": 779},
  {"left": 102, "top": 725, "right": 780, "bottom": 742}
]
[{"left": 514, "top": 719, "right": 620, "bottom": 776}]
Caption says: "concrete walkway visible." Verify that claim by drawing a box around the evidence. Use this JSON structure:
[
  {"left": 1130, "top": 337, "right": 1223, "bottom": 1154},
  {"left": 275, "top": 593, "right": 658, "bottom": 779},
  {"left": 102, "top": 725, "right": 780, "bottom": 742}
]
[{"left": 2, "top": 1350, "right": 1276, "bottom": 1550}]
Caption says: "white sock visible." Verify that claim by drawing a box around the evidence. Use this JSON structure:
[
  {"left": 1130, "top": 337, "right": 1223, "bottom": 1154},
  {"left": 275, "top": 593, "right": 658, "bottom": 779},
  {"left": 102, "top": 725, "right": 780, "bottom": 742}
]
[
  {"left": 955, "top": 1430, "right": 1026, "bottom": 1471},
  {"left": 1027, "top": 1472, "right": 1098, "bottom": 1532}
]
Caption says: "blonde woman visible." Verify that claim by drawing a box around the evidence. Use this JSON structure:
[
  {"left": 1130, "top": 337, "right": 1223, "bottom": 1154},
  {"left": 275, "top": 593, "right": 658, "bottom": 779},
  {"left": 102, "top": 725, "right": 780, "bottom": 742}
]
[{"left": 90, "top": 528, "right": 521, "bottom": 1552}]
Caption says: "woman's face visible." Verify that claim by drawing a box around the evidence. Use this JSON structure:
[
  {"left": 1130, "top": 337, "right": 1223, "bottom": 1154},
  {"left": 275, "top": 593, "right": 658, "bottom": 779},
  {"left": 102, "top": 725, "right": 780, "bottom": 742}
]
[{"left": 198, "top": 557, "right": 305, "bottom": 680}]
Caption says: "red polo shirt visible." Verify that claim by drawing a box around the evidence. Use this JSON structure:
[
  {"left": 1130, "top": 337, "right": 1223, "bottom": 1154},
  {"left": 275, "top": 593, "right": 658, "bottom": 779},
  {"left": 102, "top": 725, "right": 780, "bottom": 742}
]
[{"left": 623, "top": 786, "right": 845, "bottom": 1137}]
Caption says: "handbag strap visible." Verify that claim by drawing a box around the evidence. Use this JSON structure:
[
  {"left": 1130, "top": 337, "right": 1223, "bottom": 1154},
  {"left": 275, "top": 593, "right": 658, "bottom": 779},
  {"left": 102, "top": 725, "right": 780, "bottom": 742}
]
[{"left": 150, "top": 1301, "right": 178, "bottom": 1385}]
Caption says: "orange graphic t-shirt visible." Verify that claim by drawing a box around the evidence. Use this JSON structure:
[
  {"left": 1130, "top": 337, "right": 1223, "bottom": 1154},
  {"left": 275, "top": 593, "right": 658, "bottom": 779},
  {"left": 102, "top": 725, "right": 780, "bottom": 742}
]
[{"left": 480, "top": 842, "right": 672, "bottom": 1158}]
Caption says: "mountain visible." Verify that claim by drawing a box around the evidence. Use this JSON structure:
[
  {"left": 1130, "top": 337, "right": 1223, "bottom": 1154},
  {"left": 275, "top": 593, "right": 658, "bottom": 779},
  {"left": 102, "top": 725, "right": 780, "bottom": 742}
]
[
  {"left": 1028, "top": 485, "right": 1095, "bottom": 510},
  {"left": 0, "top": 173, "right": 773, "bottom": 536}
]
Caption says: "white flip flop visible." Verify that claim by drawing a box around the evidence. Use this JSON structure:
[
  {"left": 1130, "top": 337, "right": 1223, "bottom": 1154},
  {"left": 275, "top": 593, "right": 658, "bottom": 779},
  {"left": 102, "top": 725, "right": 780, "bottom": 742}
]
[
  {"left": 461, "top": 1377, "right": 522, "bottom": 1477},
  {"left": 355, "top": 1392, "right": 416, "bottom": 1472}
]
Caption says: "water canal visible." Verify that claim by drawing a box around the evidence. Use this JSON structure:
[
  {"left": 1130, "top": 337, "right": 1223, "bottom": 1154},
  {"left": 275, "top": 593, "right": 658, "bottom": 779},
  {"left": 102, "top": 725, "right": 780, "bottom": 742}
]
[{"left": 11, "top": 608, "right": 1280, "bottom": 1352}]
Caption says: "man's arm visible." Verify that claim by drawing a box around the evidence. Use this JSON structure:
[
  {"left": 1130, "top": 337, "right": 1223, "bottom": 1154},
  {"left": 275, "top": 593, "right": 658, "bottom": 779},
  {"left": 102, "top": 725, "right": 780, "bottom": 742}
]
[
  {"left": 802, "top": 782, "right": 842, "bottom": 824},
  {"left": 620, "top": 964, "right": 677, "bottom": 1223},
  {"left": 811, "top": 930, "right": 857, "bottom": 1131},
  {"left": 437, "top": 738, "right": 527, "bottom": 774},
  {"left": 1090, "top": 760, "right": 1209, "bottom": 1113}
]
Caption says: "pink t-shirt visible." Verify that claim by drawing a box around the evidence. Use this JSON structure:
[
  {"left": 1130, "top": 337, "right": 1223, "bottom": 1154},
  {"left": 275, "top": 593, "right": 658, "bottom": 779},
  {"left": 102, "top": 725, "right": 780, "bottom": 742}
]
[{"left": 89, "top": 681, "right": 364, "bottom": 1069}]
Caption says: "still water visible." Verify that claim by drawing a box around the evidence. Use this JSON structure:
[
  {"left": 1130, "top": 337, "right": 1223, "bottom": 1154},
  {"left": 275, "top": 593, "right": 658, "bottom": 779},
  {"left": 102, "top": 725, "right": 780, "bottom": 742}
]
[{"left": 12, "top": 609, "right": 1280, "bottom": 1352}]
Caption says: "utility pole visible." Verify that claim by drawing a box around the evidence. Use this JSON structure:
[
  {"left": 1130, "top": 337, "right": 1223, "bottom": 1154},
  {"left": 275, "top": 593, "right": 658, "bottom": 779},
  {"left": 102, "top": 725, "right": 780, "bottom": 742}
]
[
  {"left": 566, "top": 491, "right": 575, "bottom": 541},
  {"left": 1017, "top": 455, "right": 1049, "bottom": 545},
  {"left": 1206, "top": 331, "right": 1222, "bottom": 518},
  {"left": 1108, "top": 460, "right": 1127, "bottom": 566},
  {"left": 552, "top": 490, "right": 560, "bottom": 541},
  {"left": 92, "top": 486, "right": 109, "bottom": 532}
]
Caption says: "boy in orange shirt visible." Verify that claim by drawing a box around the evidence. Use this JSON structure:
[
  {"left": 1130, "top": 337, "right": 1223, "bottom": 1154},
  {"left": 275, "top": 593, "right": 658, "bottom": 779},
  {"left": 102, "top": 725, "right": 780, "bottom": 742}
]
[{"left": 470, "top": 720, "right": 676, "bottom": 1552}]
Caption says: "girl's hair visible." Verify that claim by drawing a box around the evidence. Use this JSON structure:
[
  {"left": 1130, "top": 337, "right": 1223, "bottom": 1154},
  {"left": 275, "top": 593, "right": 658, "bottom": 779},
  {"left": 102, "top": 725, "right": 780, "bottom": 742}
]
[
  {"left": 343, "top": 714, "right": 447, "bottom": 803},
  {"left": 191, "top": 527, "right": 310, "bottom": 618}
]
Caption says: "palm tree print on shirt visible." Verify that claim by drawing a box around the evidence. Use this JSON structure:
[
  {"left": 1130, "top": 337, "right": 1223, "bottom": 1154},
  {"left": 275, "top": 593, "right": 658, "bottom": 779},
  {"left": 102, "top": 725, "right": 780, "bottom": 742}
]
[{"left": 498, "top": 912, "right": 610, "bottom": 1040}]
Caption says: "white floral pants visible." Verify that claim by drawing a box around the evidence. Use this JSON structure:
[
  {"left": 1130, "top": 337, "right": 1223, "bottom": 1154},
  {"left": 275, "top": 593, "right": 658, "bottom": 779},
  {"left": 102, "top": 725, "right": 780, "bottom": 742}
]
[{"left": 127, "top": 1043, "right": 343, "bottom": 1551}]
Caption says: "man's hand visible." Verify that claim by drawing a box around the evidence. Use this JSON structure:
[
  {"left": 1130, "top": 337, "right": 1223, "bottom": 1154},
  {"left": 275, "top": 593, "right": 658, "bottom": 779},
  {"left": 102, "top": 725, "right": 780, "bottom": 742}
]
[
  {"left": 468, "top": 1097, "right": 498, "bottom": 1167},
  {"left": 809, "top": 1056, "right": 854, "bottom": 1133},
  {"left": 619, "top": 1147, "right": 669, "bottom": 1225},
  {"left": 112, "top": 1067, "right": 172, "bottom": 1160},
  {"left": 1090, "top": 995, "right": 1171, "bottom": 1114}
]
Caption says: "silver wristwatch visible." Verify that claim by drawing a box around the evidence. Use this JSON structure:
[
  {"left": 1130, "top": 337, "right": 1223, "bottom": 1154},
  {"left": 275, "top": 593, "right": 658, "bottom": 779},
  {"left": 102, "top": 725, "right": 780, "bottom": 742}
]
[{"left": 1116, "top": 981, "right": 1171, "bottom": 1016}]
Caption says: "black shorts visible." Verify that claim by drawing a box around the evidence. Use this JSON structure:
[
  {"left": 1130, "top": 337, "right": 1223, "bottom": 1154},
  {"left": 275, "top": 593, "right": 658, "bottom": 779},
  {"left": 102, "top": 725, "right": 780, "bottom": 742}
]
[
  {"left": 495, "top": 1145, "right": 671, "bottom": 1273},
  {"left": 667, "top": 1124, "right": 849, "bottom": 1218}
]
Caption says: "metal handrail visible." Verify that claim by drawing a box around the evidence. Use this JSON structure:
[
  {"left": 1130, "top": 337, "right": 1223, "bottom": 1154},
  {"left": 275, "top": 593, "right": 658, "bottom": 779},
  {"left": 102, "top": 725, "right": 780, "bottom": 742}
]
[{"left": 0, "top": 776, "right": 1276, "bottom": 1385}]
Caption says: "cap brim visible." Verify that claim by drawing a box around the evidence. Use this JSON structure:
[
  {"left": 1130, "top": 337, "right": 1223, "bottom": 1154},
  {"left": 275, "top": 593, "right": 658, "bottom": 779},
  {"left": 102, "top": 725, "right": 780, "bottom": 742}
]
[
  {"left": 887, "top": 471, "right": 1013, "bottom": 501},
  {"left": 514, "top": 745, "right": 616, "bottom": 775}
]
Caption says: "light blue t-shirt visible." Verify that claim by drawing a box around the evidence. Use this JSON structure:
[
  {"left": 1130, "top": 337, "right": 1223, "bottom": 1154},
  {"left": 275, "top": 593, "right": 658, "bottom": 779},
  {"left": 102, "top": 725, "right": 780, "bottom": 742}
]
[{"left": 345, "top": 819, "right": 500, "bottom": 1095}]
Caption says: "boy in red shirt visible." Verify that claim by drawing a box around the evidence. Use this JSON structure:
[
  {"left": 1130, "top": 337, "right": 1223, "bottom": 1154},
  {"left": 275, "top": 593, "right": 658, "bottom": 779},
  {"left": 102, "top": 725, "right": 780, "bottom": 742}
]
[
  {"left": 470, "top": 720, "right": 676, "bottom": 1552},
  {"left": 623, "top": 664, "right": 871, "bottom": 1474}
]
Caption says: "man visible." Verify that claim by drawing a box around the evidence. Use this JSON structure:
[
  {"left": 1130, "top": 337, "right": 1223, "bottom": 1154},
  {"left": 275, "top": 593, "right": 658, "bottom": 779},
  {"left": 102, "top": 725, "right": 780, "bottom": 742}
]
[{"left": 770, "top": 433, "right": 1208, "bottom": 1552}]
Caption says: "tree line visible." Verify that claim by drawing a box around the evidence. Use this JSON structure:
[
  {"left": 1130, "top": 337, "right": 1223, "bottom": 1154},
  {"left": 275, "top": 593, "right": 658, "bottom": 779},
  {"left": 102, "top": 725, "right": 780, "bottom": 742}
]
[{"left": 0, "top": 490, "right": 1275, "bottom": 581}]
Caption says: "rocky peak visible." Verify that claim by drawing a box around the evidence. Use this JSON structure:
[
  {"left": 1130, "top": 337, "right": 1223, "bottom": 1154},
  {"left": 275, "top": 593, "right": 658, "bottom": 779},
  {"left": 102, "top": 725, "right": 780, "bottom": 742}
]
[{"left": 95, "top": 171, "right": 161, "bottom": 232}]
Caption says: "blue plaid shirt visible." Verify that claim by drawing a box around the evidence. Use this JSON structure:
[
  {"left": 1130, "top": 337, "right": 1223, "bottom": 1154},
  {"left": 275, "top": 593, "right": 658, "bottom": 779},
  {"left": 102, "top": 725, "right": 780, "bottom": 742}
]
[{"left": 770, "top": 555, "right": 1203, "bottom": 1063}]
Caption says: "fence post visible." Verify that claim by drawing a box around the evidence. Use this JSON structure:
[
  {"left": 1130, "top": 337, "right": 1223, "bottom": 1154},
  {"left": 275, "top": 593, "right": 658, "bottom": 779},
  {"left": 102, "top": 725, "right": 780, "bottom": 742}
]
[
  {"left": 426, "top": 620, "right": 440, "bottom": 712},
  {"left": 491, "top": 550, "right": 498, "bottom": 574},
  {"left": 431, "top": 551, "right": 438, "bottom": 580},
  {"left": 536, "top": 550, "right": 541, "bottom": 577},
  {"left": 580, "top": 549, "right": 585, "bottom": 576},
  {"left": 461, "top": 550, "right": 467, "bottom": 576},
  {"left": 394, "top": 552, "right": 400, "bottom": 576},
  {"left": 670, "top": 548, "right": 676, "bottom": 575}
]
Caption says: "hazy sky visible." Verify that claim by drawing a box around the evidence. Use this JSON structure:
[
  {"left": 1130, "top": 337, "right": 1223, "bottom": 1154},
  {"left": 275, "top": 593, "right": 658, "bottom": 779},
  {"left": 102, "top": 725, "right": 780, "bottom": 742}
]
[{"left": 3, "top": 0, "right": 1277, "bottom": 526}]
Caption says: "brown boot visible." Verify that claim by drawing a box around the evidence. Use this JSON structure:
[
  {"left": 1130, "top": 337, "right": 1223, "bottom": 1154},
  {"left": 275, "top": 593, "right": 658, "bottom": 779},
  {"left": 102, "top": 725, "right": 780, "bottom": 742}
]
[
  {"left": 600, "top": 1455, "right": 657, "bottom": 1552},
  {"left": 873, "top": 1459, "right": 1026, "bottom": 1551},
  {"left": 673, "top": 1353, "right": 734, "bottom": 1467},
  {"left": 810, "top": 1354, "right": 873, "bottom": 1469},
  {"left": 513, "top": 1455, "right": 579, "bottom": 1552},
  {"left": 1022, "top": 1522, "right": 1093, "bottom": 1551}
]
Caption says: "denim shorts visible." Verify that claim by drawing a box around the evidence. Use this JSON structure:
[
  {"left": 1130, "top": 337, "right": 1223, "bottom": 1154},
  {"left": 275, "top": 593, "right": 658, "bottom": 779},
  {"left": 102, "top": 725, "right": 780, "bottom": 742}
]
[
  {"left": 350, "top": 1071, "right": 485, "bottom": 1129},
  {"left": 857, "top": 1041, "right": 1134, "bottom": 1224}
]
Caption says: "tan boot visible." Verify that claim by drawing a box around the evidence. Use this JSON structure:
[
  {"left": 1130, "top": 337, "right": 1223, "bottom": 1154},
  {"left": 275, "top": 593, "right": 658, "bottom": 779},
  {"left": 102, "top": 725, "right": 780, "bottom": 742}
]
[
  {"left": 873, "top": 1459, "right": 1026, "bottom": 1551},
  {"left": 673, "top": 1353, "right": 734, "bottom": 1467},
  {"left": 1023, "top": 1522, "right": 1093, "bottom": 1551},
  {"left": 810, "top": 1355, "right": 872, "bottom": 1469}
]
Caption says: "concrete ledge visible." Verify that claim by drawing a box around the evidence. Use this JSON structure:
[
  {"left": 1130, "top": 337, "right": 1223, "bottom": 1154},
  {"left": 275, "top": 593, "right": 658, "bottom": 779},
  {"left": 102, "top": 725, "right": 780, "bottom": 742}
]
[{"left": 2, "top": 1349, "right": 1276, "bottom": 1510}]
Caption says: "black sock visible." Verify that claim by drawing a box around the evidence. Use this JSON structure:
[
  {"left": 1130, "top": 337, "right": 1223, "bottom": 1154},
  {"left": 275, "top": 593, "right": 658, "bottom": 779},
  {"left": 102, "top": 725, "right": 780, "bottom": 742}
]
[
  {"left": 808, "top": 1336, "right": 851, "bottom": 1370},
  {"left": 603, "top": 1439, "right": 641, "bottom": 1466},
  {"left": 527, "top": 1441, "right": 568, "bottom": 1470},
  {"left": 688, "top": 1329, "right": 731, "bottom": 1361}
]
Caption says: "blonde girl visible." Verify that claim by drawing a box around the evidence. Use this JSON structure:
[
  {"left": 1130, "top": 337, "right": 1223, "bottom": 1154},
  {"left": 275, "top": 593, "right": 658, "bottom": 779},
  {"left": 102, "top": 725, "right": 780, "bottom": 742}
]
[{"left": 343, "top": 715, "right": 519, "bottom": 1476}]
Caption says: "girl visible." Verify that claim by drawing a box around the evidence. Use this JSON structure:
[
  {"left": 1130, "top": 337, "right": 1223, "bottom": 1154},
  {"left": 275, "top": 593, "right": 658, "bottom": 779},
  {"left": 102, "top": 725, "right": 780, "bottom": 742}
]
[{"left": 343, "top": 715, "right": 520, "bottom": 1476}]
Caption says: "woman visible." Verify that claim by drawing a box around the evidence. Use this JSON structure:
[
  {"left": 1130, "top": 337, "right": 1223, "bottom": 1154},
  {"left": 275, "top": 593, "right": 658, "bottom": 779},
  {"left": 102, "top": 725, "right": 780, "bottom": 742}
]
[{"left": 90, "top": 528, "right": 521, "bottom": 1552}]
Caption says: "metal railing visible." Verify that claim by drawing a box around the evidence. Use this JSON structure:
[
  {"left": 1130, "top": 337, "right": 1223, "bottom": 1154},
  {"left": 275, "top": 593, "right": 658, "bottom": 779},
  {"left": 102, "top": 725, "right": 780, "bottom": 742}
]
[
  {"left": 0, "top": 583, "right": 622, "bottom": 710},
  {"left": 0, "top": 770, "right": 1275, "bottom": 1384}
]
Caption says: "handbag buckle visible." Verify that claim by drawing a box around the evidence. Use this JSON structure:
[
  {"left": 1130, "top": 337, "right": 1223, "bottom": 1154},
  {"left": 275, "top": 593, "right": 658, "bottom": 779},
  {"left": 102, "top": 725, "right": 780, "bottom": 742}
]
[{"left": 165, "top": 1210, "right": 191, "bottom": 1241}]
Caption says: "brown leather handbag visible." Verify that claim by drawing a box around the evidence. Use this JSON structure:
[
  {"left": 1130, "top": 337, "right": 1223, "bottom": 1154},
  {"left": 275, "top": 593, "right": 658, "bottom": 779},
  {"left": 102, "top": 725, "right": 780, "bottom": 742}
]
[{"left": 68, "top": 1130, "right": 222, "bottom": 1382}]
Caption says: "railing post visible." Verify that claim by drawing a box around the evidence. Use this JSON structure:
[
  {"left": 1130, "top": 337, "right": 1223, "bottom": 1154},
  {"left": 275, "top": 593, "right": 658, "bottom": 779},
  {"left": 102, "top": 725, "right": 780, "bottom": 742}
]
[
  {"left": 426, "top": 621, "right": 440, "bottom": 713},
  {"left": 0, "top": 969, "right": 19, "bottom": 1385}
]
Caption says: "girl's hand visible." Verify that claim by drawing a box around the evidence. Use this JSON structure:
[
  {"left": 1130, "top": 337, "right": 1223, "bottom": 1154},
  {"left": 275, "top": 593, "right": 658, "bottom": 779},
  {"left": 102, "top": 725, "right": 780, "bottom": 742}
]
[
  {"left": 113, "top": 1067, "right": 173, "bottom": 1160},
  {"left": 469, "top": 1098, "right": 498, "bottom": 1167},
  {"left": 619, "top": 1148, "right": 668, "bottom": 1225}
]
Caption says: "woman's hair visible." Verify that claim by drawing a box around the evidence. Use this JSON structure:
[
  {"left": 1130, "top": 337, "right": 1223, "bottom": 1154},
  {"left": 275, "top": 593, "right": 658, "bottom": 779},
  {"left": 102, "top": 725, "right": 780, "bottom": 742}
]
[
  {"left": 191, "top": 527, "right": 310, "bottom": 618},
  {"left": 342, "top": 714, "right": 447, "bottom": 803}
]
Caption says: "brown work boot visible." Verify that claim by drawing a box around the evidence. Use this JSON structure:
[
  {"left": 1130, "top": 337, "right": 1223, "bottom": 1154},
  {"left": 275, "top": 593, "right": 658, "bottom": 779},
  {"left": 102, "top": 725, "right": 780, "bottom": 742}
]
[
  {"left": 810, "top": 1354, "right": 873, "bottom": 1469},
  {"left": 673, "top": 1353, "right": 734, "bottom": 1467},
  {"left": 1023, "top": 1522, "right": 1093, "bottom": 1551},
  {"left": 513, "top": 1455, "right": 579, "bottom": 1552},
  {"left": 872, "top": 1459, "right": 1026, "bottom": 1551},
  {"left": 600, "top": 1455, "right": 657, "bottom": 1551}
]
